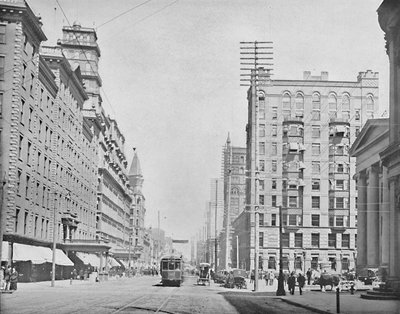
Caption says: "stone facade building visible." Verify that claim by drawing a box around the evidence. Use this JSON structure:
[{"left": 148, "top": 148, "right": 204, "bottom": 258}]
[
  {"left": 219, "top": 135, "right": 246, "bottom": 269},
  {"left": 237, "top": 69, "right": 378, "bottom": 273},
  {"left": 350, "top": 0, "right": 400, "bottom": 292}
]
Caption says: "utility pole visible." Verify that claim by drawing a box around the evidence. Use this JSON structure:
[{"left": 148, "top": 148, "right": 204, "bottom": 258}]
[
  {"left": 0, "top": 173, "right": 7, "bottom": 266},
  {"left": 236, "top": 235, "right": 239, "bottom": 268},
  {"left": 51, "top": 193, "right": 58, "bottom": 287},
  {"left": 240, "top": 41, "right": 273, "bottom": 293},
  {"left": 158, "top": 210, "right": 161, "bottom": 260},
  {"left": 214, "top": 179, "right": 218, "bottom": 271},
  {"left": 276, "top": 205, "right": 286, "bottom": 295}
]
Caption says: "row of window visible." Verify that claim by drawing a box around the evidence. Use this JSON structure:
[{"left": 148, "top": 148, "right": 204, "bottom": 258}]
[
  {"left": 258, "top": 232, "right": 352, "bottom": 249},
  {"left": 261, "top": 194, "right": 349, "bottom": 209}
]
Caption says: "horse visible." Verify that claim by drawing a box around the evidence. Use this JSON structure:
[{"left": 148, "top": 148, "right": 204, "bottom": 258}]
[{"left": 315, "top": 273, "right": 341, "bottom": 291}]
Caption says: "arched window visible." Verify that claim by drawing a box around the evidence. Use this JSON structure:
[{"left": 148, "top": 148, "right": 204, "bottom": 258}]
[
  {"left": 342, "top": 94, "right": 350, "bottom": 111},
  {"left": 282, "top": 93, "right": 291, "bottom": 109},
  {"left": 312, "top": 93, "right": 320, "bottom": 110},
  {"left": 329, "top": 94, "right": 337, "bottom": 111},
  {"left": 366, "top": 95, "right": 374, "bottom": 111},
  {"left": 295, "top": 93, "right": 304, "bottom": 110}
]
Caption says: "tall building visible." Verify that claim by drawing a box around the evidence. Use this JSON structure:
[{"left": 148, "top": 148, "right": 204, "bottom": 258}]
[
  {"left": 219, "top": 134, "right": 246, "bottom": 269},
  {"left": 128, "top": 149, "right": 146, "bottom": 266},
  {"left": 236, "top": 69, "right": 378, "bottom": 273},
  {"left": 59, "top": 23, "right": 133, "bottom": 255},
  {"left": 205, "top": 178, "right": 224, "bottom": 268}
]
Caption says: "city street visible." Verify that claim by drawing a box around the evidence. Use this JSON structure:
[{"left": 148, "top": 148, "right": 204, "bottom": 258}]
[{"left": 1, "top": 276, "right": 315, "bottom": 314}]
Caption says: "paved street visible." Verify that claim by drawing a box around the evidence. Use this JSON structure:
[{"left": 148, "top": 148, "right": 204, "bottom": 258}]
[{"left": 1, "top": 276, "right": 316, "bottom": 314}]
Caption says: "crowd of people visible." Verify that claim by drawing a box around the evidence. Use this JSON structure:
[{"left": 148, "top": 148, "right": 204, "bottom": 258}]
[{"left": 0, "top": 265, "right": 19, "bottom": 291}]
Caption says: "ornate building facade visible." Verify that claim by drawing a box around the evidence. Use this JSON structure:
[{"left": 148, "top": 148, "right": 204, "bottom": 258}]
[{"left": 236, "top": 69, "right": 378, "bottom": 273}]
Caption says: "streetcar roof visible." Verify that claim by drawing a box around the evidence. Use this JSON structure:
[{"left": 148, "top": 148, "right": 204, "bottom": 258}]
[{"left": 160, "top": 255, "right": 182, "bottom": 261}]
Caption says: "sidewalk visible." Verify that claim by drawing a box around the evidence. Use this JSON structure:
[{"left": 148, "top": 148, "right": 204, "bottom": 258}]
[{"left": 243, "top": 279, "right": 400, "bottom": 313}]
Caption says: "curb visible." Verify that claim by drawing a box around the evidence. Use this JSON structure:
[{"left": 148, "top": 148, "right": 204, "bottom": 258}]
[{"left": 280, "top": 298, "right": 332, "bottom": 314}]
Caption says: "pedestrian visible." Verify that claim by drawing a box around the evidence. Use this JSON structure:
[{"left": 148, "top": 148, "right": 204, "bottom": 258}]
[
  {"left": 9, "top": 268, "right": 18, "bottom": 291},
  {"left": 297, "top": 272, "right": 306, "bottom": 295},
  {"left": 269, "top": 271, "right": 275, "bottom": 286},
  {"left": 288, "top": 272, "right": 296, "bottom": 295},
  {"left": 264, "top": 272, "right": 269, "bottom": 286},
  {"left": 72, "top": 268, "right": 77, "bottom": 280},
  {"left": 250, "top": 270, "right": 255, "bottom": 283},
  {"left": 4, "top": 265, "right": 11, "bottom": 290},
  {"left": 0, "top": 266, "right": 5, "bottom": 290},
  {"left": 306, "top": 268, "right": 312, "bottom": 285}
]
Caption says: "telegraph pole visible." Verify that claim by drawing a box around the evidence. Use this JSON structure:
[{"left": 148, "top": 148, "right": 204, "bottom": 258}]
[
  {"left": 276, "top": 205, "right": 286, "bottom": 295},
  {"left": 225, "top": 143, "right": 232, "bottom": 270},
  {"left": 240, "top": 41, "right": 273, "bottom": 292},
  {"left": 214, "top": 179, "right": 218, "bottom": 271}
]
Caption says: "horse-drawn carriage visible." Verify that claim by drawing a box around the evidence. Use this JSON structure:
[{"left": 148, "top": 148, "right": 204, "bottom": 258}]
[
  {"left": 197, "top": 263, "right": 211, "bottom": 285},
  {"left": 224, "top": 269, "right": 247, "bottom": 289}
]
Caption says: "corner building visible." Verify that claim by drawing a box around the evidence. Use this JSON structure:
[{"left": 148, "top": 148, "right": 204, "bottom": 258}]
[{"left": 237, "top": 69, "right": 378, "bottom": 273}]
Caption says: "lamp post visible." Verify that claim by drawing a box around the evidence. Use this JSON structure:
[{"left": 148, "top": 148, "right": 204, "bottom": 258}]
[
  {"left": 276, "top": 205, "right": 286, "bottom": 296},
  {"left": 236, "top": 235, "right": 239, "bottom": 268},
  {"left": 52, "top": 192, "right": 70, "bottom": 287}
]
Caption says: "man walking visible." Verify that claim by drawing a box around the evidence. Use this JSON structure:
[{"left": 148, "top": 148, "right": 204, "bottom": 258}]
[
  {"left": 288, "top": 272, "right": 296, "bottom": 295},
  {"left": 306, "top": 268, "right": 312, "bottom": 285},
  {"left": 297, "top": 272, "right": 306, "bottom": 295},
  {"left": 4, "top": 265, "right": 11, "bottom": 290}
]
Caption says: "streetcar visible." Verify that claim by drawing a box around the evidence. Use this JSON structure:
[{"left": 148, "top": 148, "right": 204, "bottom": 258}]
[{"left": 160, "top": 255, "right": 183, "bottom": 286}]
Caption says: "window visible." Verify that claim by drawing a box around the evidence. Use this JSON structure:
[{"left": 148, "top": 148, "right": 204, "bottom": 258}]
[
  {"left": 329, "top": 198, "right": 335, "bottom": 209},
  {"left": 342, "top": 94, "right": 350, "bottom": 111},
  {"left": 25, "top": 174, "right": 30, "bottom": 198},
  {"left": 282, "top": 93, "right": 291, "bottom": 109},
  {"left": 268, "top": 256, "right": 276, "bottom": 269},
  {"left": 272, "top": 107, "right": 277, "bottom": 120},
  {"left": 259, "top": 213, "right": 264, "bottom": 226},
  {"left": 0, "top": 56, "right": 4, "bottom": 80},
  {"left": 312, "top": 179, "right": 320, "bottom": 191},
  {"left": 312, "top": 143, "right": 320, "bottom": 155},
  {"left": 329, "top": 94, "right": 337, "bottom": 111},
  {"left": 355, "top": 110, "right": 360, "bottom": 121},
  {"left": 355, "top": 126, "right": 361, "bottom": 137},
  {"left": 272, "top": 125, "right": 277, "bottom": 136},
  {"left": 259, "top": 124, "right": 265, "bottom": 137},
  {"left": 311, "top": 215, "right": 320, "bottom": 227},
  {"left": 312, "top": 162, "right": 320, "bottom": 174},
  {"left": 337, "top": 163, "right": 344, "bottom": 173},
  {"left": 289, "top": 196, "right": 297, "bottom": 208},
  {"left": 312, "top": 93, "right": 320, "bottom": 110},
  {"left": 366, "top": 95, "right": 374, "bottom": 111},
  {"left": 336, "top": 216, "right": 344, "bottom": 227},
  {"left": 272, "top": 179, "right": 277, "bottom": 190},
  {"left": 272, "top": 195, "right": 277, "bottom": 207},
  {"left": 271, "top": 143, "right": 277, "bottom": 156},
  {"left": 295, "top": 94, "right": 304, "bottom": 110},
  {"left": 24, "top": 211, "right": 28, "bottom": 234},
  {"left": 311, "top": 233, "right": 320, "bottom": 247},
  {"left": 259, "top": 142, "right": 265, "bottom": 154},
  {"left": 259, "top": 232, "right": 264, "bottom": 247},
  {"left": 328, "top": 234, "right": 336, "bottom": 248},
  {"left": 27, "top": 141, "right": 32, "bottom": 164},
  {"left": 312, "top": 126, "right": 320, "bottom": 138},
  {"left": 282, "top": 233, "right": 289, "bottom": 247},
  {"left": 342, "top": 111, "right": 350, "bottom": 121},
  {"left": 259, "top": 160, "right": 265, "bottom": 171},
  {"left": 329, "top": 215, "right": 334, "bottom": 226},
  {"left": 258, "top": 180, "right": 264, "bottom": 191},
  {"left": 312, "top": 196, "right": 320, "bottom": 209},
  {"left": 259, "top": 195, "right": 264, "bottom": 205},
  {"left": 272, "top": 160, "right": 277, "bottom": 173},
  {"left": 342, "top": 257, "right": 349, "bottom": 270},
  {"left": 342, "top": 233, "right": 350, "bottom": 248},
  {"left": 312, "top": 111, "right": 320, "bottom": 121},
  {"left": 0, "top": 24, "right": 5, "bottom": 44},
  {"left": 336, "top": 180, "right": 345, "bottom": 190},
  {"left": 271, "top": 214, "right": 276, "bottom": 226},
  {"left": 294, "top": 233, "right": 303, "bottom": 248},
  {"left": 16, "top": 169, "right": 22, "bottom": 195},
  {"left": 336, "top": 197, "right": 344, "bottom": 209},
  {"left": 311, "top": 256, "right": 319, "bottom": 270}
]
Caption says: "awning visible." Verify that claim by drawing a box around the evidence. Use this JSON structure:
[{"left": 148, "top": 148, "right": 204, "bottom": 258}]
[
  {"left": 55, "top": 249, "right": 74, "bottom": 266},
  {"left": 9, "top": 243, "right": 74, "bottom": 266},
  {"left": 1, "top": 241, "right": 9, "bottom": 261},
  {"left": 108, "top": 257, "right": 120, "bottom": 267},
  {"left": 75, "top": 252, "right": 100, "bottom": 267},
  {"left": 13, "top": 243, "right": 51, "bottom": 264}
]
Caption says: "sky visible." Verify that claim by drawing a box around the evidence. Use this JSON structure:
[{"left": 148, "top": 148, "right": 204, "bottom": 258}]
[{"left": 29, "top": 0, "right": 388, "bottom": 240}]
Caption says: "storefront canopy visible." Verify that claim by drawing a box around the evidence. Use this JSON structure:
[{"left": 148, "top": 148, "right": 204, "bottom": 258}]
[
  {"left": 108, "top": 257, "right": 120, "bottom": 267},
  {"left": 75, "top": 252, "right": 100, "bottom": 267},
  {"left": 1, "top": 242, "right": 73, "bottom": 266}
]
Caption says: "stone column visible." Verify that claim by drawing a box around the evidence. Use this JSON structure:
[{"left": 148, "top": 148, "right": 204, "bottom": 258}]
[
  {"left": 357, "top": 171, "right": 367, "bottom": 269},
  {"left": 388, "top": 178, "right": 398, "bottom": 278},
  {"left": 367, "top": 165, "right": 380, "bottom": 267},
  {"left": 381, "top": 166, "right": 390, "bottom": 266}
]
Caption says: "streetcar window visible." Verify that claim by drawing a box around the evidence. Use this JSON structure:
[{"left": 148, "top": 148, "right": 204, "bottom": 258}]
[
  {"left": 175, "top": 262, "right": 180, "bottom": 270},
  {"left": 162, "top": 261, "right": 168, "bottom": 270},
  {"left": 169, "top": 262, "right": 175, "bottom": 270}
]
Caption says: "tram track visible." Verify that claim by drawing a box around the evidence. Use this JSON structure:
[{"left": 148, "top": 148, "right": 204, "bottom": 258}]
[{"left": 110, "top": 286, "right": 179, "bottom": 314}]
